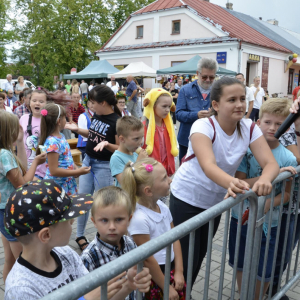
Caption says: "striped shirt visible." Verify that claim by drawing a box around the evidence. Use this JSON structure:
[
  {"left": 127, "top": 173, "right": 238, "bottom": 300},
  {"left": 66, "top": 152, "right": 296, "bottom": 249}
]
[
  {"left": 70, "top": 104, "right": 85, "bottom": 124},
  {"left": 14, "top": 103, "right": 30, "bottom": 119},
  {"left": 81, "top": 233, "right": 137, "bottom": 300}
]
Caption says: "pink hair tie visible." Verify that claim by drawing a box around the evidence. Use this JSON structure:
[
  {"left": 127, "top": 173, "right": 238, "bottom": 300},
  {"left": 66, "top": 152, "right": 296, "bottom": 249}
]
[
  {"left": 41, "top": 109, "right": 48, "bottom": 117},
  {"left": 143, "top": 164, "right": 153, "bottom": 172}
]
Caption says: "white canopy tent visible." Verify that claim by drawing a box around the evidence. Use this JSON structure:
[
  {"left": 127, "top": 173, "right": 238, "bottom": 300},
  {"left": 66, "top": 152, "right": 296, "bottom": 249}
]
[{"left": 108, "top": 61, "right": 157, "bottom": 78}]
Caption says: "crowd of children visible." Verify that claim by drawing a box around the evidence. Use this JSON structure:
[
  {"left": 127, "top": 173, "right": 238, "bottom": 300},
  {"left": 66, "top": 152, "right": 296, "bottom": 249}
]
[{"left": 0, "top": 79, "right": 300, "bottom": 300}]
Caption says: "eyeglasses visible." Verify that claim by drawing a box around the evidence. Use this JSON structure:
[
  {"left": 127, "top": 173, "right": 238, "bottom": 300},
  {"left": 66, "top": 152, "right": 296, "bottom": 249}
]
[{"left": 200, "top": 75, "right": 215, "bottom": 81}]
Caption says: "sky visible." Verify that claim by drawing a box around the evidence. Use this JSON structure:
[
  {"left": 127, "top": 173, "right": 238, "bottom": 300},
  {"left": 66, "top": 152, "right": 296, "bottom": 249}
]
[{"left": 210, "top": 0, "right": 299, "bottom": 33}]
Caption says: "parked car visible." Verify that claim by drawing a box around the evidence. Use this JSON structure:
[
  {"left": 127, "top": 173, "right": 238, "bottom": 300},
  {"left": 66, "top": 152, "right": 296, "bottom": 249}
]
[{"left": 0, "top": 79, "right": 36, "bottom": 91}]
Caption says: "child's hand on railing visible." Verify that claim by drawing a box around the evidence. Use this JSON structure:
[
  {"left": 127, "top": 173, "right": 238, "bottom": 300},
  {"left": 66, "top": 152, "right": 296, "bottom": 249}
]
[
  {"left": 107, "top": 271, "right": 127, "bottom": 299},
  {"left": 252, "top": 178, "right": 272, "bottom": 196},
  {"left": 290, "top": 97, "right": 300, "bottom": 114},
  {"left": 224, "top": 178, "right": 250, "bottom": 199},
  {"left": 280, "top": 166, "right": 297, "bottom": 181},
  {"left": 127, "top": 266, "right": 152, "bottom": 293},
  {"left": 173, "top": 270, "right": 185, "bottom": 291}
]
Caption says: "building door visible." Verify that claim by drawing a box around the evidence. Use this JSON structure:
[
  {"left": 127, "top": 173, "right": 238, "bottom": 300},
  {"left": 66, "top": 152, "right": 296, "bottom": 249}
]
[
  {"left": 288, "top": 69, "right": 294, "bottom": 94},
  {"left": 246, "top": 63, "right": 250, "bottom": 86}
]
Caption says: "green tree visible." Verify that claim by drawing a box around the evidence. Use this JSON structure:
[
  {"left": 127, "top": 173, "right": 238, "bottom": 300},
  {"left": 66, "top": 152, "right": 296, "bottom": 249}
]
[{"left": 13, "top": 0, "right": 156, "bottom": 89}]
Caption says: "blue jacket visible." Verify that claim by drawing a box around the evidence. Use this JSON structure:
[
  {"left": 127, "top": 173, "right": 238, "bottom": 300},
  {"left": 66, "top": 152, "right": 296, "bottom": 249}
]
[{"left": 176, "top": 80, "right": 211, "bottom": 147}]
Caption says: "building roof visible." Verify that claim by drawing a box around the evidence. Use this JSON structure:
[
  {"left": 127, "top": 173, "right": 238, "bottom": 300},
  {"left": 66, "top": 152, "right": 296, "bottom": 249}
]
[
  {"left": 99, "top": 0, "right": 291, "bottom": 53},
  {"left": 97, "top": 36, "right": 238, "bottom": 53},
  {"left": 225, "top": 9, "right": 300, "bottom": 54}
]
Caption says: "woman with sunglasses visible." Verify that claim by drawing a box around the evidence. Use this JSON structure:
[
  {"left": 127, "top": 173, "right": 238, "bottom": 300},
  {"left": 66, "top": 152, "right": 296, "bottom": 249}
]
[{"left": 176, "top": 57, "right": 218, "bottom": 162}]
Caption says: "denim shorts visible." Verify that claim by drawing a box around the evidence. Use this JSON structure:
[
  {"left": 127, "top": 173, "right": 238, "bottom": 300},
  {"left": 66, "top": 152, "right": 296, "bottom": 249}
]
[
  {"left": 228, "top": 217, "right": 277, "bottom": 282},
  {"left": 0, "top": 209, "right": 17, "bottom": 242}
]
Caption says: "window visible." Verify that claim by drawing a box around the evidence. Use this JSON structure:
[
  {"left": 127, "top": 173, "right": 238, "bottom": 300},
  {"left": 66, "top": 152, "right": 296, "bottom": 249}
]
[
  {"left": 136, "top": 26, "right": 143, "bottom": 39},
  {"left": 171, "top": 61, "right": 186, "bottom": 67},
  {"left": 172, "top": 20, "right": 181, "bottom": 34},
  {"left": 288, "top": 69, "right": 294, "bottom": 94},
  {"left": 114, "top": 65, "right": 128, "bottom": 71}
]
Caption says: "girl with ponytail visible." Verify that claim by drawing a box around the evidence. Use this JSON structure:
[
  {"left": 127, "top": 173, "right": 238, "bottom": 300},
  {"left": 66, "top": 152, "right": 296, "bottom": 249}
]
[
  {"left": 65, "top": 85, "right": 121, "bottom": 250},
  {"left": 122, "top": 158, "right": 186, "bottom": 299}
]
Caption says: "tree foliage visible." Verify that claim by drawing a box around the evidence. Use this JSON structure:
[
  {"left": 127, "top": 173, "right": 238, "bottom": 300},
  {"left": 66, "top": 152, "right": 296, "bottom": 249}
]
[{"left": 8, "top": 0, "right": 155, "bottom": 89}]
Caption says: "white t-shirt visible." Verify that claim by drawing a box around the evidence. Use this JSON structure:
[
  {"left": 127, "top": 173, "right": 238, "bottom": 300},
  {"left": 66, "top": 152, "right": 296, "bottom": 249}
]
[
  {"left": 4, "top": 106, "right": 13, "bottom": 113},
  {"left": 128, "top": 200, "right": 175, "bottom": 265},
  {"left": 111, "top": 85, "right": 119, "bottom": 95},
  {"left": 246, "top": 86, "right": 254, "bottom": 112},
  {"left": 88, "top": 85, "right": 94, "bottom": 91},
  {"left": 107, "top": 81, "right": 119, "bottom": 88},
  {"left": 171, "top": 116, "right": 262, "bottom": 209},
  {"left": 78, "top": 111, "right": 94, "bottom": 142},
  {"left": 5, "top": 246, "right": 89, "bottom": 300},
  {"left": 250, "top": 86, "right": 265, "bottom": 109}
]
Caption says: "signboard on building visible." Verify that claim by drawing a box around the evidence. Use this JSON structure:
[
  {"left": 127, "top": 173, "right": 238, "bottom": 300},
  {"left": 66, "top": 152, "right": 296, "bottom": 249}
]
[
  {"left": 71, "top": 68, "right": 77, "bottom": 74},
  {"left": 216, "top": 52, "right": 227, "bottom": 64},
  {"left": 261, "top": 57, "right": 269, "bottom": 91},
  {"left": 248, "top": 54, "right": 260, "bottom": 62},
  {"left": 294, "top": 73, "right": 299, "bottom": 90}
]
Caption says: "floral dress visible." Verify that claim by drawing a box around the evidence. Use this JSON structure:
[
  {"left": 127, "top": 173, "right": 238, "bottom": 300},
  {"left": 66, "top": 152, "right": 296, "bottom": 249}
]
[{"left": 44, "top": 133, "right": 77, "bottom": 195}]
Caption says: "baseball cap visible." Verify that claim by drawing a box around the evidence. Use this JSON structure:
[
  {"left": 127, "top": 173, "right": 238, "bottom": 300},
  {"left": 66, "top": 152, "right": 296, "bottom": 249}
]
[{"left": 5, "top": 180, "right": 93, "bottom": 237}]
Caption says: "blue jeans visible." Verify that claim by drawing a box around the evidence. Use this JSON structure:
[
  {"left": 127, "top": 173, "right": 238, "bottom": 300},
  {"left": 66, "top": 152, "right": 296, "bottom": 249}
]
[
  {"left": 229, "top": 217, "right": 277, "bottom": 282},
  {"left": 178, "top": 144, "right": 188, "bottom": 164},
  {"left": 82, "top": 93, "right": 88, "bottom": 102},
  {"left": 76, "top": 155, "right": 114, "bottom": 237}
]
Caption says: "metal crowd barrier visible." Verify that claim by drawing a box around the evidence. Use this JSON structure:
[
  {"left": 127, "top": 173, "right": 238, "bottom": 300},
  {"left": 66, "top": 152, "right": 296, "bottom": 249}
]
[{"left": 42, "top": 167, "right": 300, "bottom": 300}]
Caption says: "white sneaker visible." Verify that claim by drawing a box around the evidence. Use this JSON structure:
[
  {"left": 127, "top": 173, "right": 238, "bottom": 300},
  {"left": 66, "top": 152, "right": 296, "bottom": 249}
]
[{"left": 174, "top": 125, "right": 177, "bottom": 130}]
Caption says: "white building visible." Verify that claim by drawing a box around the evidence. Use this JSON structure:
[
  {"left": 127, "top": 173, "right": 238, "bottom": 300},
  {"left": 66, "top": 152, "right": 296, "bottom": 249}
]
[{"left": 96, "top": 0, "right": 300, "bottom": 95}]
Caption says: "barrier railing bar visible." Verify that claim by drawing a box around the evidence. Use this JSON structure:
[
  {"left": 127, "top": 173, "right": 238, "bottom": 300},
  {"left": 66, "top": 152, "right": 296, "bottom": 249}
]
[
  {"left": 294, "top": 180, "right": 300, "bottom": 276},
  {"left": 41, "top": 169, "right": 300, "bottom": 300},
  {"left": 240, "top": 193, "right": 258, "bottom": 300},
  {"left": 218, "top": 209, "right": 230, "bottom": 300},
  {"left": 248, "top": 196, "right": 265, "bottom": 300},
  {"left": 259, "top": 188, "right": 276, "bottom": 300},
  {"left": 268, "top": 179, "right": 287, "bottom": 300},
  {"left": 204, "top": 219, "right": 215, "bottom": 300},
  {"left": 136, "top": 262, "right": 143, "bottom": 300},
  {"left": 101, "top": 283, "right": 107, "bottom": 300},
  {"left": 186, "top": 231, "right": 195, "bottom": 300},
  {"left": 231, "top": 202, "right": 243, "bottom": 299},
  {"left": 271, "top": 269, "right": 300, "bottom": 300},
  {"left": 278, "top": 179, "right": 295, "bottom": 289},
  {"left": 163, "top": 244, "right": 172, "bottom": 300}
]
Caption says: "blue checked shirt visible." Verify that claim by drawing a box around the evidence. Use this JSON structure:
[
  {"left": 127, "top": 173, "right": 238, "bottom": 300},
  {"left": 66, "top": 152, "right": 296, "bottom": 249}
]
[{"left": 81, "top": 233, "right": 137, "bottom": 299}]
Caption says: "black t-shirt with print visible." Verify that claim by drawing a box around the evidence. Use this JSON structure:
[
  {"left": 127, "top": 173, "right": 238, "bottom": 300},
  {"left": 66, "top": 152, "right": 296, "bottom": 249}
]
[
  {"left": 85, "top": 113, "right": 120, "bottom": 161},
  {"left": 170, "top": 89, "right": 178, "bottom": 101}
]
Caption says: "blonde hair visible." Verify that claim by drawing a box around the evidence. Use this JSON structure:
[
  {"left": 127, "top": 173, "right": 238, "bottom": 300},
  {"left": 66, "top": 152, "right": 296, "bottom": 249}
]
[
  {"left": 259, "top": 98, "right": 292, "bottom": 119},
  {"left": 17, "top": 76, "right": 24, "bottom": 83},
  {"left": 122, "top": 158, "right": 159, "bottom": 210},
  {"left": 91, "top": 186, "right": 133, "bottom": 217},
  {"left": 116, "top": 116, "right": 143, "bottom": 138},
  {"left": 0, "top": 110, "right": 26, "bottom": 175}
]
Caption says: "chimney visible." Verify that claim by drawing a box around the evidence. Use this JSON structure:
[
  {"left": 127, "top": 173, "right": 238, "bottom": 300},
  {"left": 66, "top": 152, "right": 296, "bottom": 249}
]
[
  {"left": 259, "top": 17, "right": 262, "bottom": 20},
  {"left": 267, "top": 19, "right": 279, "bottom": 26},
  {"left": 226, "top": 2, "right": 233, "bottom": 10}
]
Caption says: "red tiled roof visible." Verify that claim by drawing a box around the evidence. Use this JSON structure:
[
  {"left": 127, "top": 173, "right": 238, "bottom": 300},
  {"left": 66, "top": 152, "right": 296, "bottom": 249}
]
[
  {"left": 183, "top": 0, "right": 290, "bottom": 53},
  {"left": 134, "top": 0, "right": 184, "bottom": 15},
  {"left": 99, "top": 0, "right": 290, "bottom": 53}
]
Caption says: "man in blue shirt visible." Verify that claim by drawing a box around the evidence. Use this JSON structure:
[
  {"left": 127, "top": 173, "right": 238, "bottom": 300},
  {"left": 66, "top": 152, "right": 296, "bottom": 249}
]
[
  {"left": 176, "top": 58, "right": 218, "bottom": 162},
  {"left": 126, "top": 75, "right": 141, "bottom": 118}
]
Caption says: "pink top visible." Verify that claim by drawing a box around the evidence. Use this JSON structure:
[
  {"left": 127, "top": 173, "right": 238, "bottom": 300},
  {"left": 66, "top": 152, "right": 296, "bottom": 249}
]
[
  {"left": 156, "top": 122, "right": 167, "bottom": 163},
  {"left": 19, "top": 114, "right": 46, "bottom": 178}
]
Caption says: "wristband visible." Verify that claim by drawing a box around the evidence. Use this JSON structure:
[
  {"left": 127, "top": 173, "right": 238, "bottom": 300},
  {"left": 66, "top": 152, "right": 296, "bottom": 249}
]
[{"left": 295, "top": 131, "right": 300, "bottom": 137}]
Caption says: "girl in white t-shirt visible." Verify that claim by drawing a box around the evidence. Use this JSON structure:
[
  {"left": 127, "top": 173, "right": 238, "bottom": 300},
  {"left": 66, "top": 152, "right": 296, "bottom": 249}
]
[
  {"left": 123, "top": 158, "right": 186, "bottom": 300},
  {"left": 170, "top": 77, "right": 279, "bottom": 287}
]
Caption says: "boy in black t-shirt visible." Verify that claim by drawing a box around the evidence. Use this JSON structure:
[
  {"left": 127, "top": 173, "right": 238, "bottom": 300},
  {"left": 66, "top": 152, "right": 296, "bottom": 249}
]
[{"left": 4, "top": 180, "right": 151, "bottom": 300}]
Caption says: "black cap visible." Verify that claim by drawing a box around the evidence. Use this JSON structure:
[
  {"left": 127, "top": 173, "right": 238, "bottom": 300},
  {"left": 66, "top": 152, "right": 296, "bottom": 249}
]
[{"left": 5, "top": 180, "right": 93, "bottom": 237}]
